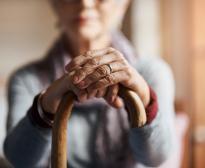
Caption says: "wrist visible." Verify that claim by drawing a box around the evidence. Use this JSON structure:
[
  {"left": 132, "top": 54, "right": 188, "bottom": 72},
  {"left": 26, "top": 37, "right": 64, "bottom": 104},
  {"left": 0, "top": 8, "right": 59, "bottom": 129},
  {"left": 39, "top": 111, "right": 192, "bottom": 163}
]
[
  {"left": 38, "top": 92, "right": 55, "bottom": 126},
  {"left": 28, "top": 94, "right": 54, "bottom": 129},
  {"left": 40, "top": 91, "right": 54, "bottom": 114}
]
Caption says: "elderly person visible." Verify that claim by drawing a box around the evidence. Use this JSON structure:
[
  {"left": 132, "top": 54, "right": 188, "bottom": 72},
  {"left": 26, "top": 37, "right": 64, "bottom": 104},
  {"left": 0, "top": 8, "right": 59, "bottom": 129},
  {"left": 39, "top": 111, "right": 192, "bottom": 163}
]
[{"left": 3, "top": 0, "right": 176, "bottom": 167}]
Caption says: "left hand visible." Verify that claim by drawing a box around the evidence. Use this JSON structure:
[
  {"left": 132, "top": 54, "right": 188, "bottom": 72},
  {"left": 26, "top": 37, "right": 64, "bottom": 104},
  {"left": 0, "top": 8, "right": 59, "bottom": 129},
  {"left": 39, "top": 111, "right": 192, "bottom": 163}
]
[{"left": 65, "top": 47, "right": 150, "bottom": 107}]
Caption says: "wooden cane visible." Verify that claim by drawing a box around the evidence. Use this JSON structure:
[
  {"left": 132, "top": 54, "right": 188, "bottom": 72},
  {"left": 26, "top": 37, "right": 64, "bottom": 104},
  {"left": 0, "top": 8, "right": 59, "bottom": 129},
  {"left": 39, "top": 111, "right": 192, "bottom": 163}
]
[{"left": 51, "top": 86, "right": 147, "bottom": 168}]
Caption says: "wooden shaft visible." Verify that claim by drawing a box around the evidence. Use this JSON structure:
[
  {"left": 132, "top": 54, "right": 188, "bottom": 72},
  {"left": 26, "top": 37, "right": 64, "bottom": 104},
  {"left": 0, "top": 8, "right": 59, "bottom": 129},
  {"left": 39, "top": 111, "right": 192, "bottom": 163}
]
[
  {"left": 51, "top": 87, "right": 147, "bottom": 168},
  {"left": 51, "top": 92, "right": 75, "bottom": 168}
]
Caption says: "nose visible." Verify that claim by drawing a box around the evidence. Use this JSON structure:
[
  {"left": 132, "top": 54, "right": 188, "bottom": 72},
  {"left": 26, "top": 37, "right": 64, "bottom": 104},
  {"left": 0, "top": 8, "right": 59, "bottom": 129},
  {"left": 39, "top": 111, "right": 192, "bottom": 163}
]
[{"left": 81, "top": 0, "right": 96, "bottom": 8}]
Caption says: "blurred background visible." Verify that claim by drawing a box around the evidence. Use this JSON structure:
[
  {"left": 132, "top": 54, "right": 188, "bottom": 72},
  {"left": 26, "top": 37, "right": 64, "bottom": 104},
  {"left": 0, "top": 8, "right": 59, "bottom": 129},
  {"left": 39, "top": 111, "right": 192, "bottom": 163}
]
[{"left": 0, "top": 0, "right": 204, "bottom": 167}]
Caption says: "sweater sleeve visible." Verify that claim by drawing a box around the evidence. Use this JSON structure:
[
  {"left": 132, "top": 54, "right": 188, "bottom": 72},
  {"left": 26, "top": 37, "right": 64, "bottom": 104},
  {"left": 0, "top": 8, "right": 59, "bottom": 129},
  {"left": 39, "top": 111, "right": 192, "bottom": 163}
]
[
  {"left": 129, "top": 57, "right": 176, "bottom": 167},
  {"left": 3, "top": 69, "right": 52, "bottom": 168}
]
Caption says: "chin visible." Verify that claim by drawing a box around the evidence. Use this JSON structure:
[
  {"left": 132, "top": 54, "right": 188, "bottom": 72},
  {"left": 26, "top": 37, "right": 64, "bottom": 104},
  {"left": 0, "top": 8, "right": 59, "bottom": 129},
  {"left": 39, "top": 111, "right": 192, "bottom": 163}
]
[
  {"left": 76, "top": 25, "right": 103, "bottom": 40},
  {"left": 80, "top": 32, "right": 99, "bottom": 40}
]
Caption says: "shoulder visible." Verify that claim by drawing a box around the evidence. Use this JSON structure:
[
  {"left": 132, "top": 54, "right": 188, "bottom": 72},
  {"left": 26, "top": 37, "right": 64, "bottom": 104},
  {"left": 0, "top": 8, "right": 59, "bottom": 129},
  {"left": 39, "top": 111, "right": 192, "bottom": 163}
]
[
  {"left": 8, "top": 57, "right": 51, "bottom": 95},
  {"left": 9, "top": 60, "right": 40, "bottom": 83}
]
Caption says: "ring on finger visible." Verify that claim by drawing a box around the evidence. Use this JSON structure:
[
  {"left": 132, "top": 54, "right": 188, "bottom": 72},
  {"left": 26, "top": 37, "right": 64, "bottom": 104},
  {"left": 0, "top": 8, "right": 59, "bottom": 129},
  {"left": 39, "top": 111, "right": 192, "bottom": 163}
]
[{"left": 105, "top": 64, "right": 112, "bottom": 74}]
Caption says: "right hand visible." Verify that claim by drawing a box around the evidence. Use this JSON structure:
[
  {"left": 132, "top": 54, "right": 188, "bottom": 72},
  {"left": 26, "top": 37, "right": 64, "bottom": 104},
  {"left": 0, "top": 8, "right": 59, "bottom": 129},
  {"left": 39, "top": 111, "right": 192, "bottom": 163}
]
[
  {"left": 40, "top": 71, "right": 87, "bottom": 114},
  {"left": 40, "top": 71, "right": 123, "bottom": 114}
]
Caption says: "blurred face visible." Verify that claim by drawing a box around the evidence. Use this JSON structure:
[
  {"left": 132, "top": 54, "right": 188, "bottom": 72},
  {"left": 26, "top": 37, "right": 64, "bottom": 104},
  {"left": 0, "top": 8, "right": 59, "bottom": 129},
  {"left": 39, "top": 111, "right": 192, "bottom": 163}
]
[{"left": 52, "top": 0, "right": 130, "bottom": 41}]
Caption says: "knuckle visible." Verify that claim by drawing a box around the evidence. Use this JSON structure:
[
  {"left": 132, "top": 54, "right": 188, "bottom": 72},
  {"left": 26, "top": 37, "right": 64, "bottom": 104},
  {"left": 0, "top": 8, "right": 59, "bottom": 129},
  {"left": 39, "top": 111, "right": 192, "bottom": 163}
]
[
  {"left": 123, "top": 65, "right": 129, "bottom": 72},
  {"left": 78, "top": 69, "right": 86, "bottom": 77},
  {"left": 110, "top": 74, "right": 117, "bottom": 83},
  {"left": 117, "top": 51, "right": 124, "bottom": 58},
  {"left": 81, "top": 65, "right": 93, "bottom": 74},
  {"left": 118, "top": 59, "right": 127, "bottom": 67},
  {"left": 68, "top": 70, "right": 76, "bottom": 77},
  {"left": 105, "top": 75, "right": 113, "bottom": 84},
  {"left": 108, "top": 47, "right": 115, "bottom": 53},
  {"left": 88, "top": 73, "right": 98, "bottom": 82},
  {"left": 96, "top": 66, "right": 109, "bottom": 76},
  {"left": 126, "top": 68, "right": 132, "bottom": 77},
  {"left": 82, "top": 66, "right": 93, "bottom": 75},
  {"left": 69, "top": 61, "right": 77, "bottom": 69},
  {"left": 121, "top": 59, "right": 128, "bottom": 66},
  {"left": 124, "top": 60, "right": 129, "bottom": 67},
  {"left": 85, "top": 51, "right": 93, "bottom": 56},
  {"left": 87, "top": 58, "right": 98, "bottom": 66}
]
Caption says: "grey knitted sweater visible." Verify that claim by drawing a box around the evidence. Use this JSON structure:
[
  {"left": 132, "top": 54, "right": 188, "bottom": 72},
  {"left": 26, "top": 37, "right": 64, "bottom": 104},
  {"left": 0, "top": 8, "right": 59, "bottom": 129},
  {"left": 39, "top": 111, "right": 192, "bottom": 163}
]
[{"left": 4, "top": 32, "right": 176, "bottom": 168}]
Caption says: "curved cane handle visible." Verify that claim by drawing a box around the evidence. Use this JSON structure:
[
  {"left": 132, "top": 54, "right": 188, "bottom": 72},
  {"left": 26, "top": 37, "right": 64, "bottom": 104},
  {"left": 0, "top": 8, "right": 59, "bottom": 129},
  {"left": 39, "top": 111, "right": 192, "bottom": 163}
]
[
  {"left": 51, "top": 87, "right": 147, "bottom": 168},
  {"left": 118, "top": 85, "right": 147, "bottom": 128}
]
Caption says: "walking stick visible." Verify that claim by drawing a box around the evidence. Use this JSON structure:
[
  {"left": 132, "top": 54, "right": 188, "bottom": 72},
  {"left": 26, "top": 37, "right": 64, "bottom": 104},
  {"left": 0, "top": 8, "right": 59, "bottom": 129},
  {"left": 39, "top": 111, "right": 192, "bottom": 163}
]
[{"left": 51, "top": 86, "right": 147, "bottom": 168}]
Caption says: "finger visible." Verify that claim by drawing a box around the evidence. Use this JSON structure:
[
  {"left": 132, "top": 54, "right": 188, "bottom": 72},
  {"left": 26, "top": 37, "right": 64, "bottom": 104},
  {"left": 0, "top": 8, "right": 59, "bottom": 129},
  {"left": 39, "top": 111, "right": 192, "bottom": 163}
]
[
  {"left": 71, "top": 66, "right": 95, "bottom": 84},
  {"left": 82, "top": 52, "right": 122, "bottom": 69},
  {"left": 69, "top": 56, "right": 114, "bottom": 84},
  {"left": 112, "top": 97, "right": 124, "bottom": 108},
  {"left": 104, "top": 85, "right": 119, "bottom": 103},
  {"left": 85, "top": 47, "right": 114, "bottom": 57},
  {"left": 96, "top": 88, "right": 107, "bottom": 98},
  {"left": 70, "top": 53, "right": 123, "bottom": 84},
  {"left": 106, "top": 96, "right": 124, "bottom": 109},
  {"left": 65, "top": 55, "right": 90, "bottom": 72},
  {"left": 88, "top": 70, "right": 131, "bottom": 91},
  {"left": 65, "top": 47, "right": 114, "bottom": 71},
  {"left": 87, "top": 89, "right": 98, "bottom": 99},
  {"left": 76, "top": 64, "right": 112, "bottom": 89},
  {"left": 77, "top": 90, "right": 88, "bottom": 103},
  {"left": 76, "top": 61, "right": 127, "bottom": 89},
  {"left": 68, "top": 78, "right": 88, "bottom": 102}
]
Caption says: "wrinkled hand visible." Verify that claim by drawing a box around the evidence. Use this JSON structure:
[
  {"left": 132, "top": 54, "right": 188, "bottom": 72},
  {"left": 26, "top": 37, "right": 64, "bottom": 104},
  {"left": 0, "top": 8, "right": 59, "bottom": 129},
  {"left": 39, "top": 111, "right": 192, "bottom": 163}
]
[{"left": 66, "top": 47, "right": 150, "bottom": 108}]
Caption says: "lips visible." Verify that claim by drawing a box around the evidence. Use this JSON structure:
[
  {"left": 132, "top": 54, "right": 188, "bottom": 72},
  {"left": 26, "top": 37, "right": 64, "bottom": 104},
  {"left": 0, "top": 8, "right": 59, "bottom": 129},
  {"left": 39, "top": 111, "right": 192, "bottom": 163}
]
[{"left": 74, "top": 16, "right": 98, "bottom": 25}]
